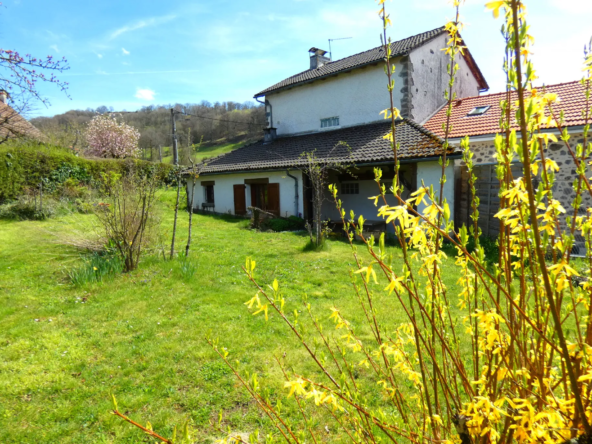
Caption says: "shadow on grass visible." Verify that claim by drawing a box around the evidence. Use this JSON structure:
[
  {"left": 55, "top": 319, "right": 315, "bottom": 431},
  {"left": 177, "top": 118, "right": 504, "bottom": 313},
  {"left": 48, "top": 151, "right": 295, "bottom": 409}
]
[{"left": 192, "top": 211, "right": 250, "bottom": 225}]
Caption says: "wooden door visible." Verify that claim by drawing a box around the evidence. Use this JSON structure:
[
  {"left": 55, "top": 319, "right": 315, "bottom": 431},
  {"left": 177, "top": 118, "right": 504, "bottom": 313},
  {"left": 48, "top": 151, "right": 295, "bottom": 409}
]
[
  {"left": 233, "top": 184, "right": 246, "bottom": 215},
  {"left": 267, "top": 183, "right": 280, "bottom": 217}
]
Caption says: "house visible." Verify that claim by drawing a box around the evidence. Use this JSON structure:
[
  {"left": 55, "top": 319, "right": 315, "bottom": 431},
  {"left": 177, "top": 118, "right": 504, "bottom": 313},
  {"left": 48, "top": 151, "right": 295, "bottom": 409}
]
[
  {"left": 424, "top": 80, "right": 592, "bottom": 253},
  {"left": 0, "top": 90, "right": 46, "bottom": 143},
  {"left": 187, "top": 26, "right": 488, "bottom": 229}
]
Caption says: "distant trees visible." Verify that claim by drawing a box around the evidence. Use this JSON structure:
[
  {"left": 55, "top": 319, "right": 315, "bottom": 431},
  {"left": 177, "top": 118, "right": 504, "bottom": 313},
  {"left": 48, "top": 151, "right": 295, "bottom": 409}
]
[
  {"left": 85, "top": 114, "right": 140, "bottom": 159},
  {"left": 32, "top": 101, "right": 265, "bottom": 162}
]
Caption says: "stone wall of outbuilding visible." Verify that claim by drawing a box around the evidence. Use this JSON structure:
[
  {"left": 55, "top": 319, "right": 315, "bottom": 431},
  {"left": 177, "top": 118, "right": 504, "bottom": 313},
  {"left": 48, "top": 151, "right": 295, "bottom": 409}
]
[{"left": 455, "top": 132, "right": 591, "bottom": 254}]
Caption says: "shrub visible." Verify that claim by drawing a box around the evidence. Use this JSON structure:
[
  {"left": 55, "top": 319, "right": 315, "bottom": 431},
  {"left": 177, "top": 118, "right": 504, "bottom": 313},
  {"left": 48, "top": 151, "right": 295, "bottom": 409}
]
[
  {"left": 0, "top": 196, "right": 57, "bottom": 220},
  {"left": 267, "top": 216, "right": 306, "bottom": 232},
  {"left": 0, "top": 143, "right": 173, "bottom": 203},
  {"left": 94, "top": 168, "right": 160, "bottom": 272},
  {"left": 68, "top": 250, "right": 124, "bottom": 286}
]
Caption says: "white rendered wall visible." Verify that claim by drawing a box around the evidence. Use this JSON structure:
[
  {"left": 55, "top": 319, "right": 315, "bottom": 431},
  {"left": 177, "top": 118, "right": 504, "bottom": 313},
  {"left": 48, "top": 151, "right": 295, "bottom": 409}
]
[
  {"left": 416, "top": 161, "right": 455, "bottom": 218},
  {"left": 320, "top": 160, "right": 453, "bottom": 233},
  {"left": 268, "top": 61, "right": 404, "bottom": 137},
  {"left": 187, "top": 170, "right": 304, "bottom": 217}
]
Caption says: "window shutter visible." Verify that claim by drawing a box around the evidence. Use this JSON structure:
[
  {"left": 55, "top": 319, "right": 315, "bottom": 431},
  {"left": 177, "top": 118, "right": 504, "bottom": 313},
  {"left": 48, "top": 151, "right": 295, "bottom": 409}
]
[
  {"left": 233, "top": 184, "right": 246, "bottom": 215},
  {"left": 267, "top": 183, "right": 280, "bottom": 217}
]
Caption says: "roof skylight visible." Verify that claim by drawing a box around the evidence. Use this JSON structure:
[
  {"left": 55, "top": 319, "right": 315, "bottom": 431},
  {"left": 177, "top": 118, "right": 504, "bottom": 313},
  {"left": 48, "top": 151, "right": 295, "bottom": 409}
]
[{"left": 467, "top": 105, "right": 491, "bottom": 116}]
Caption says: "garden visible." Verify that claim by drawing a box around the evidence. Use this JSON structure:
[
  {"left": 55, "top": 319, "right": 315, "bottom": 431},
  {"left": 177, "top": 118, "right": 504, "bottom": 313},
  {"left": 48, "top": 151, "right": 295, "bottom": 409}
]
[
  {"left": 0, "top": 186, "right": 465, "bottom": 443},
  {"left": 2, "top": 0, "right": 592, "bottom": 443}
]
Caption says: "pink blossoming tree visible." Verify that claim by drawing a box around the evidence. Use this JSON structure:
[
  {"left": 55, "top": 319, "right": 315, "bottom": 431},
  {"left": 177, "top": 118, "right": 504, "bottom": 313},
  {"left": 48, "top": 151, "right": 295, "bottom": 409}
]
[{"left": 85, "top": 114, "right": 141, "bottom": 158}]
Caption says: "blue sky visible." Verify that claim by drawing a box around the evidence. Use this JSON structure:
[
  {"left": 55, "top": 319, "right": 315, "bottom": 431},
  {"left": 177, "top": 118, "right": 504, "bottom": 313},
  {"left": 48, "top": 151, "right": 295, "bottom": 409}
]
[{"left": 1, "top": 0, "right": 591, "bottom": 117}]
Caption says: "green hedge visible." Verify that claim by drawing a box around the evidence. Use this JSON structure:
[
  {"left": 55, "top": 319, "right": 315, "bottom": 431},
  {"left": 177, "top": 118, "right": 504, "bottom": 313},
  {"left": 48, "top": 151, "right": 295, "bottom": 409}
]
[{"left": 0, "top": 143, "right": 174, "bottom": 202}]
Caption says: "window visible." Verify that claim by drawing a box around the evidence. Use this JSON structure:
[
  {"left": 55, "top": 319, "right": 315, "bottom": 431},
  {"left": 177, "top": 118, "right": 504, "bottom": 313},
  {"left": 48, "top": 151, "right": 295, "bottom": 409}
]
[
  {"left": 467, "top": 105, "right": 491, "bottom": 116},
  {"left": 341, "top": 182, "right": 359, "bottom": 195},
  {"left": 204, "top": 185, "right": 215, "bottom": 204},
  {"left": 320, "top": 116, "right": 340, "bottom": 128}
]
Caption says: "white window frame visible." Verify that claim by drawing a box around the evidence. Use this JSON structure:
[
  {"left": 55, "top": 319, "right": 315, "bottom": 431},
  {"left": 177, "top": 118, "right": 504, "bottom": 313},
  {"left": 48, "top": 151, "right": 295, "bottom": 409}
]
[
  {"left": 467, "top": 105, "right": 491, "bottom": 116},
  {"left": 320, "top": 116, "right": 340, "bottom": 129}
]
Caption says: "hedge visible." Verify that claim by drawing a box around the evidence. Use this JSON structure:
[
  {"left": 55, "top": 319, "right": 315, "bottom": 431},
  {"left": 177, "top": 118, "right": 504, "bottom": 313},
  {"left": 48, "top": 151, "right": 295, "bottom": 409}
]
[{"left": 0, "top": 142, "right": 174, "bottom": 202}]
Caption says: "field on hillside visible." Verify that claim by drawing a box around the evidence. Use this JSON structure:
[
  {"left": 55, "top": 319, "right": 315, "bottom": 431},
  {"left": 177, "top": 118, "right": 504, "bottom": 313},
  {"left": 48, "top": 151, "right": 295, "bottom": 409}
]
[
  {"left": 0, "top": 191, "right": 465, "bottom": 443},
  {"left": 156, "top": 141, "right": 247, "bottom": 165}
]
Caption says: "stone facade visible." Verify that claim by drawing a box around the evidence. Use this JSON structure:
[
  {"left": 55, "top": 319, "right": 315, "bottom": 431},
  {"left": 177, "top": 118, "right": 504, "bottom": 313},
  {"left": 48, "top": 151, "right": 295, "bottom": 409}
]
[{"left": 455, "top": 132, "right": 591, "bottom": 254}]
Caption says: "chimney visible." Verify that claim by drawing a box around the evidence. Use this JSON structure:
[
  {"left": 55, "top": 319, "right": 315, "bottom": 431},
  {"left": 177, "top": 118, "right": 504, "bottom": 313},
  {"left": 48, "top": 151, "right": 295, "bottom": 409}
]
[
  {"left": 309, "top": 47, "right": 331, "bottom": 69},
  {"left": 263, "top": 127, "right": 277, "bottom": 144},
  {"left": 0, "top": 90, "right": 7, "bottom": 105}
]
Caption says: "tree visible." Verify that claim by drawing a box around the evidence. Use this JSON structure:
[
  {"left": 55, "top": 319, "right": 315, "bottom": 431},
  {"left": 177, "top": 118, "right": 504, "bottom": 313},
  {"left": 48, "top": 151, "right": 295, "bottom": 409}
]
[
  {"left": 85, "top": 114, "right": 141, "bottom": 159},
  {"left": 0, "top": 35, "right": 69, "bottom": 145},
  {"left": 0, "top": 48, "right": 69, "bottom": 110},
  {"left": 300, "top": 146, "right": 352, "bottom": 249}
]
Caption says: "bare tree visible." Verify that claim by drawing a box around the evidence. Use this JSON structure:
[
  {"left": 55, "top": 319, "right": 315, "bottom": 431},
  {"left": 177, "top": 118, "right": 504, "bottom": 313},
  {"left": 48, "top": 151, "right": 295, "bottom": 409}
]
[
  {"left": 300, "top": 145, "right": 352, "bottom": 248},
  {"left": 95, "top": 167, "right": 159, "bottom": 272}
]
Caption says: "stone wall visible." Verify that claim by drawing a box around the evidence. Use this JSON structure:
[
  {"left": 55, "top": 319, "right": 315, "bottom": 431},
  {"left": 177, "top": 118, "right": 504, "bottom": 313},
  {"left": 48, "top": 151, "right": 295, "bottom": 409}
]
[{"left": 456, "top": 132, "right": 591, "bottom": 254}]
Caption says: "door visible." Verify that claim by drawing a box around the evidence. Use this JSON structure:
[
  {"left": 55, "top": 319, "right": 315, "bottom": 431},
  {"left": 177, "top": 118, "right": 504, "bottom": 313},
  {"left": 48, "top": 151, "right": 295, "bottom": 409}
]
[
  {"left": 233, "top": 184, "right": 246, "bottom": 215},
  {"left": 267, "top": 183, "right": 280, "bottom": 217}
]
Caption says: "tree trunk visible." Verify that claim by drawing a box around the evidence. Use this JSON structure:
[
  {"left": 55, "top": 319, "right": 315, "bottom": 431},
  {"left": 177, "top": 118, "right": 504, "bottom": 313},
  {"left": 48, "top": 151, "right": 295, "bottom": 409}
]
[{"left": 170, "top": 174, "right": 181, "bottom": 259}]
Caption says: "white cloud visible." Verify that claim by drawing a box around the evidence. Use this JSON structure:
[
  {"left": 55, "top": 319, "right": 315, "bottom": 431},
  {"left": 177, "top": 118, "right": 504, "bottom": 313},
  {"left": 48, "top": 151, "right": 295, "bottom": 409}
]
[
  {"left": 122, "top": 47, "right": 130, "bottom": 55},
  {"left": 135, "top": 88, "right": 155, "bottom": 100},
  {"left": 50, "top": 44, "right": 59, "bottom": 53},
  {"left": 110, "top": 15, "right": 176, "bottom": 39},
  {"left": 97, "top": 53, "right": 103, "bottom": 59}
]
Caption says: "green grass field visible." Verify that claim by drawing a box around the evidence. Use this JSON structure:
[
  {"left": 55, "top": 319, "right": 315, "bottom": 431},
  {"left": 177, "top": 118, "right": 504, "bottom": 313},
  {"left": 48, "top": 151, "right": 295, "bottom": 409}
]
[
  {"left": 0, "top": 191, "right": 465, "bottom": 443},
  {"left": 156, "top": 141, "right": 246, "bottom": 165}
]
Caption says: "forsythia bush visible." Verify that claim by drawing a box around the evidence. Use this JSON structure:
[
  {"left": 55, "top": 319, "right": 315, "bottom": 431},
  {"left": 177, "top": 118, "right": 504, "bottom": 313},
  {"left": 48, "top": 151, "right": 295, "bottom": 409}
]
[
  {"left": 114, "top": 1, "right": 592, "bottom": 443},
  {"left": 214, "top": 1, "right": 592, "bottom": 444}
]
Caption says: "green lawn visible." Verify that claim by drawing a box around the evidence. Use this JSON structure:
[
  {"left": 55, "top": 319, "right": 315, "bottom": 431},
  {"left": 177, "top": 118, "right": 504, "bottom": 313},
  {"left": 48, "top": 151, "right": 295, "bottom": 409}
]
[
  {"left": 157, "top": 141, "right": 246, "bottom": 165},
  {"left": 0, "top": 192, "right": 464, "bottom": 443}
]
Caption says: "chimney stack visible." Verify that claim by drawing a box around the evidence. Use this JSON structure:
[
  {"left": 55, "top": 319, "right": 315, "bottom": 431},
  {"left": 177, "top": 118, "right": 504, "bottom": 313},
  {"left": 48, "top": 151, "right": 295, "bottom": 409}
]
[
  {"left": 263, "top": 127, "right": 277, "bottom": 144},
  {"left": 0, "top": 90, "right": 7, "bottom": 105},
  {"left": 309, "top": 47, "right": 331, "bottom": 69}
]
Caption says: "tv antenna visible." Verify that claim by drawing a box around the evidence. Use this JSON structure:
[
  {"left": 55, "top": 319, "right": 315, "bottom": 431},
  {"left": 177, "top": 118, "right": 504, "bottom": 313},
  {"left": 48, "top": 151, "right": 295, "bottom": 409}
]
[{"left": 328, "top": 37, "right": 352, "bottom": 60}]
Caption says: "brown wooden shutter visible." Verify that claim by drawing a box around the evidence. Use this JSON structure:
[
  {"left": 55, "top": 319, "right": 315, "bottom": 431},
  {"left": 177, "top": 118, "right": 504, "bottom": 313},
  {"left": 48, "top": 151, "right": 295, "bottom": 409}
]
[
  {"left": 233, "top": 184, "right": 246, "bottom": 215},
  {"left": 267, "top": 183, "right": 280, "bottom": 217}
]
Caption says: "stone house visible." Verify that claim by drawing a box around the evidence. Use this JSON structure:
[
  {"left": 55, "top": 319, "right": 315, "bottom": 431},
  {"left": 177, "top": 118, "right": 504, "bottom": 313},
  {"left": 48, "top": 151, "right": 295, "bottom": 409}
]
[
  {"left": 187, "top": 26, "right": 488, "bottom": 229},
  {"left": 424, "top": 80, "right": 591, "bottom": 253}
]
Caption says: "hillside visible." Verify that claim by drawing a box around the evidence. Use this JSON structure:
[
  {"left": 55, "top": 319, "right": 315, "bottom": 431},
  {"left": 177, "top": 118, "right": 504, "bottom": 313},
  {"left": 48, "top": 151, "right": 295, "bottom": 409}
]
[{"left": 30, "top": 101, "right": 266, "bottom": 165}]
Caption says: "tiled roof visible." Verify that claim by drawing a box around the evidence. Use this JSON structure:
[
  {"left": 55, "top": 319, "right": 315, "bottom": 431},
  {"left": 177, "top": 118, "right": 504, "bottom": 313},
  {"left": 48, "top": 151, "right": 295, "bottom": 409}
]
[
  {"left": 0, "top": 103, "right": 46, "bottom": 142},
  {"left": 255, "top": 27, "right": 445, "bottom": 98},
  {"left": 254, "top": 27, "right": 488, "bottom": 98},
  {"left": 424, "top": 80, "right": 590, "bottom": 139},
  {"left": 194, "top": 120, "right": 455, "bottom": 175}
]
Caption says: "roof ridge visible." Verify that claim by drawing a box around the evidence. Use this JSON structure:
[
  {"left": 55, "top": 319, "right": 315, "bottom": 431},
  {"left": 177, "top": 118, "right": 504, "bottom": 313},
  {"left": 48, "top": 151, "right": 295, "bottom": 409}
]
[
  {"left": 400, "top": 117, "right": 444, "bottom": 143},
  {"left": 254, "top": 26, "right": 447, "bottom": 98},
  {"left": 450, "top": 79, "right": 584, "bottom": 102},
  {"left": 325, "top": 25, "right": 446, "bottom": 68}
]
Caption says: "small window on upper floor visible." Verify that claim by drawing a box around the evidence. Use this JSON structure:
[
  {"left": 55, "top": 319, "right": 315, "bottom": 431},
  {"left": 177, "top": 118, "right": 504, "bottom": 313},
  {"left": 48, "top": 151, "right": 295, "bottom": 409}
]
[
  {"left": 341, "top": 182, "right": 359, "bottom": 195},
  {"left": 467, "top": 105, "right": 491, "bottom": 116},
  {"left": 320, "top": 116, "right": 340, "bottom": 128}
]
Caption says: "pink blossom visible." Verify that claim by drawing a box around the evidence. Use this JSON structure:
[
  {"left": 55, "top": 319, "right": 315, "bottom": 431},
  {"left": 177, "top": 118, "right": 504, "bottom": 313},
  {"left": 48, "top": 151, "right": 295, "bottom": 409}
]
[{"left": 85, "top": 114, "right": 140, "bottom": 159}]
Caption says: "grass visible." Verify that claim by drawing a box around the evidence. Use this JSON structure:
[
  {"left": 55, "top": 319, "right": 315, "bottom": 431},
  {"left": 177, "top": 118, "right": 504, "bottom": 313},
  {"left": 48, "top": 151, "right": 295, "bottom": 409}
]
[
  {"left": 157, "top": 141, "right": 247, "bottom": 165},
  {"left": 0, "top": 190, "right": 465, "bottom": 443}
]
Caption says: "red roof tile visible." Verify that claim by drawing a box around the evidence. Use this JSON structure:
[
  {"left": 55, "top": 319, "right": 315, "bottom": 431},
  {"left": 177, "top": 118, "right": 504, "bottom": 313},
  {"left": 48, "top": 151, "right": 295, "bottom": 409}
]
[
  {"left": 0, "top": 103, "right": 46, "bottom": 142},
  {"left": 424, "top": 80, "right": 590, "bottom": 139}
]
